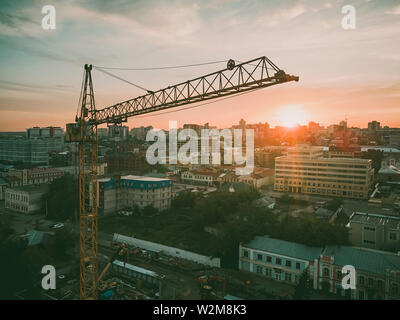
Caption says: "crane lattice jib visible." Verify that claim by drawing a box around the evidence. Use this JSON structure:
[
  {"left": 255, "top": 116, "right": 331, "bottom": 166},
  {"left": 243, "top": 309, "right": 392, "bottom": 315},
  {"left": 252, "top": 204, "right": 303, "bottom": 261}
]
[{"left": 92, "top": 56, "right": 298, "bottom": 125}]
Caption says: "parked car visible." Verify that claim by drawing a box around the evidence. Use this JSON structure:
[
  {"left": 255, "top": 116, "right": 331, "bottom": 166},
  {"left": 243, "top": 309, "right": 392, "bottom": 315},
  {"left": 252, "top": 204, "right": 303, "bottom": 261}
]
[{"left": 51, "top": 223, "right": 64, "bottom": 229}]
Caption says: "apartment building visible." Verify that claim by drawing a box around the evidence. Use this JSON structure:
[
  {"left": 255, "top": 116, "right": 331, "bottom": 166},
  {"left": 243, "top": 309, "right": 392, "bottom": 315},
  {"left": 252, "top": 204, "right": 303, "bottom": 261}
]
[
  {"left": 347, "top": 212, "right": 400, "bottom": 251},
  {"left": 0, "top": 127, "right": 64, "bottom": 164},
  {"left": 274, "top": 145, "right": 374, "bottom": 199},
  {"left": 98, "top": 175, "right": 172, "bottom": 215},
  {"left": 239, "top": 236, "right": 400, "bottom": 300},
  {"left": 5, "top": 185, "right": 48, "bottom": 213}
]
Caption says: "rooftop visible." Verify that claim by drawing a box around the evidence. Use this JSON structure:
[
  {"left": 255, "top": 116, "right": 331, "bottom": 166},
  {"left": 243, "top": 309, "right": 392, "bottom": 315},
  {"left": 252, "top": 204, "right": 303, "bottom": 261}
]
[
  {"left": 277, "top": 155, "right": 371, "bottom": 163},
  {"left": 349, "top": 211, "right": 400, "bottom": 229},
  {"left": 121, "top": 175, "right": 171, "bottom": 182},
  {"left": 242, "top": 236, "right": 323, "bottom": 261},
  {"left": 322, "top": 245, "right": 400, "bottom": 274},
  {"left": 113, "top": 260, "right": 163, "bottom": 279},
  {"left": 361, "top": 146, "right": 400, "bottom": 153},
  {"left": 7, "top": 184, "right": 49, "bottom": 194}
]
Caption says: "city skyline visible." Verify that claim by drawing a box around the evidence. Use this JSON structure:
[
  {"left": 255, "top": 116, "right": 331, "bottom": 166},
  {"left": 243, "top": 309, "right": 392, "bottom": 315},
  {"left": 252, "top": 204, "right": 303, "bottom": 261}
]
[
  {"left": 0, "top": 118, "right": 396, "bottom": 133},
  {"left": 0, "top": 0, "right": 400, "bottom": 131}
]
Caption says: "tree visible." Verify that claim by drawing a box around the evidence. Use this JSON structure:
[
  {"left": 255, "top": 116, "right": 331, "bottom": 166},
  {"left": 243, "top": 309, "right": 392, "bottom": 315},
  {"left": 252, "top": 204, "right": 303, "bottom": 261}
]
[
  {"left": 142, "top": 205, "right": 158, "bottom": 216},
  {"left": 293, "top": 269, "right": 311, "bottom": 300},
  {"left": 335, "top": 210, "right": 349, "bottom": 226},
  {"left": 0, "top": 221, "right": 14, "bottom": 244},
  {"left": 0, "top": 238, "right": 34, "bottom": 299},
  {"left": 171, "top": 191, "right": 197, "bottom": 210},
  {"left": 361, "top": 149, "right": 384, "bottom": 174},
  {"left": 51, "top": 228, "right": 75, "bottom": 260},
  {"left": 326, "top": 198, "right": 343, "bottom": 212},
  {"left": 42, "top": 173, "right": 78, "bottom": 221}
]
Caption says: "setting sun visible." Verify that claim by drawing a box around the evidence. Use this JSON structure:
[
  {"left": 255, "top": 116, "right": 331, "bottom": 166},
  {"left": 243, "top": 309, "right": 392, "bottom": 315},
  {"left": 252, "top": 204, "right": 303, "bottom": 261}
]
[{"left": 276, "top": 104, "right": 309, "bottom": 127}]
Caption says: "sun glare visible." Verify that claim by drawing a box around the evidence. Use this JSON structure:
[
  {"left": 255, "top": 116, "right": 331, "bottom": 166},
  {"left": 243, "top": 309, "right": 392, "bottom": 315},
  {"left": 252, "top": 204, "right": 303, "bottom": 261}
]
[{"left": 276, "top": 105, "right": 309, "bottom": 127}]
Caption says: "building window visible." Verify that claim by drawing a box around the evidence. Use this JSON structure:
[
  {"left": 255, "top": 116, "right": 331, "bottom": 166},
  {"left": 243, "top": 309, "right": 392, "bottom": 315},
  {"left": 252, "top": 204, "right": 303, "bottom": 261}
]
[
  {"left": 336, "top": 270, "right": 341, "bottom": 280},
  {"left": 389, "top": 233, "right": 397, "bottom": 241},
  {"left": 323, "top": 268, "right": 329, "bottom": 277},
  {"left": 359, "top": 275, "right": 365, "bottom": 285},
  {"left": 296, "top": 262, "right": 300, "bottom": 270},
  {"left": 368, "top": 278, "right": 374, "bottom": 287},
  {"left": 276, "top": 258, "right": 281, "bottom": 265},
  {"left": 286, "top": 260, "right": 291, "bottom": 267},
  {"left": 257, "top": 254, "right": 263, "bottom": 261},
  {"left": 377, "top": 280, "right": 383, "bottom": 289},
  {"left": 266, "top": 256, "right": 272, "bottom": 263},
  {"left": 256, "top": 266, "right": 263, "bottom": 274},
  {"left": 359, "top": 290, "right": 365, "bottom": 300},
  {"left": 243, "top": 250, "right": 249, "bottom": 258}
]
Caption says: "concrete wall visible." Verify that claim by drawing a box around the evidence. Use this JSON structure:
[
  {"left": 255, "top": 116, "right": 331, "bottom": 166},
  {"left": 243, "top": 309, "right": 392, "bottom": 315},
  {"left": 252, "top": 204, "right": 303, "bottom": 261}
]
[{"left": 113, "top": 233, "right": 220, "bottom": 268}]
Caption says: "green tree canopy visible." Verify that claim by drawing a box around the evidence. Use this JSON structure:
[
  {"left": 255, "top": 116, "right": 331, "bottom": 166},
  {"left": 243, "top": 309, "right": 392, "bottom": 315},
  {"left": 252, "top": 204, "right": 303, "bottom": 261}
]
[{"left": 42, "top": 173, "right": 78, "bottom": 221}]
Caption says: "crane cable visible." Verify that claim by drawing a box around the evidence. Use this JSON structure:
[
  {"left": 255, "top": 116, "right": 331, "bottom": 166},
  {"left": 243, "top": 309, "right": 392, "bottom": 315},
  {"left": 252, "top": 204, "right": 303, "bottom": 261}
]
[
  {"left": 92, "top": 59, "right": 228, "bottom": 71},
  {"left": 93, "top": 59, "right": 229, "bottom": 94},
  {"left": 93, "top": 59, "right": 276, "bottom": 95},
  {"left": 94, "top": 66, "right": 153, "bottom": 94}
]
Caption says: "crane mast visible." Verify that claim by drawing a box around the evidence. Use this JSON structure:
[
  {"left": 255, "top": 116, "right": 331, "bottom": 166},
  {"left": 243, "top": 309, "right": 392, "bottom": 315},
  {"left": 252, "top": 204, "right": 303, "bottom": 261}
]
[{"left": 66, "top": 56, "right": 299, "bottom": 300}]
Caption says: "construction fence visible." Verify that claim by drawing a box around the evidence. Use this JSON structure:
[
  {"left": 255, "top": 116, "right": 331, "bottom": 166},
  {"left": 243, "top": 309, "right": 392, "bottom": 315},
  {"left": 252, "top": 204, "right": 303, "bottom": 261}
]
[{"left": 113, "top": 233, "right": 221, "bottom": 268}]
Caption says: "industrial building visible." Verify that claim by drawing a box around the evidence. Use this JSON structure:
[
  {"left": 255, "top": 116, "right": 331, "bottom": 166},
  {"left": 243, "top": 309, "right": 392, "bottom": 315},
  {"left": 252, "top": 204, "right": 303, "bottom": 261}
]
[
  {"left": 274, "top": 145, "right": 374, "bottom": 199},
  {"left": 98, "top": 175, "right": 172, "bottom": 215}
]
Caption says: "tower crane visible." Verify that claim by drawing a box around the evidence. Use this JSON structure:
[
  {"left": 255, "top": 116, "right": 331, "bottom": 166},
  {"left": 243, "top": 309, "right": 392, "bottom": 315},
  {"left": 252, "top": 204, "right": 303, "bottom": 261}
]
[{"left": 65, "top": 56, "right": 299, "bottom": 300}]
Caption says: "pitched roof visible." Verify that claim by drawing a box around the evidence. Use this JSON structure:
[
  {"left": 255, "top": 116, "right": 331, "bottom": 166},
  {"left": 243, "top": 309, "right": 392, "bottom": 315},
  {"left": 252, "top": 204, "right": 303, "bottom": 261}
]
[
  {"left": 242, "top": 236, "right": 323, "bottom": 261},
  {"left": 26, "top": 230, "right": 47, "bottom": 246},
  {"left": 322, "top": 246, "right": 400, "bottom": 274}
]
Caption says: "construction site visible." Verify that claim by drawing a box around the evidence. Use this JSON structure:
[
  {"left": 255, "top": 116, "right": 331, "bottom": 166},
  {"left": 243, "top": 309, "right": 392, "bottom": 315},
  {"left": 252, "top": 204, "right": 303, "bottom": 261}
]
[
  {"left": 39, "top": 234, "right": 295, "bottom": 301},
  {"left": 62, "top": 56, "right": 298, "bottom": 300}
]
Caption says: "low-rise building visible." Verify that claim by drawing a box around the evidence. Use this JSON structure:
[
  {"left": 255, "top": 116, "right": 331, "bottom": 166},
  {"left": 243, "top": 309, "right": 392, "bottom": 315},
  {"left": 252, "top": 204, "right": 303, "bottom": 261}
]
[
  {"left": 377, "top": 166, "right": 400, "bottom": 182},
  {"left": 347, "top": 212, "right": 400, "bottom": 251},
  {"left": 315, "top": 245, "right": 400, "bottom": 300},
  {"left": 239, "top": 236, "right": 322, "bottom": 284},
  {"left": 0, "top": 177, "right": 8, "bottom": 200},
  {"left": 181, "top": 169, "right": 220, "bottom": 186},
  {"left": 218, "top": 168, "right": 274, "bottom": 189},
  {"left": 240, "top": 236, "right": 400, "bottom": 300},
  {"left": 7, "top": 167, "right": 64, "bottom": 186},
  {"left": 5, "top": 185, "right": 48, "bottom": 213},
  {"left": 98, "top": 175, "right": 172, "bottom": 215}
]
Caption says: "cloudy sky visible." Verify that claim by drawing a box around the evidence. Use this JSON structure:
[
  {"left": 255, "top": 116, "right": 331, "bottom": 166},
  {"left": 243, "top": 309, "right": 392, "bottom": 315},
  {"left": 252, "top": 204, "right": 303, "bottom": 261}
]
[{"left": 0, "top": 0, "right": 399, "bottom": 131}]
